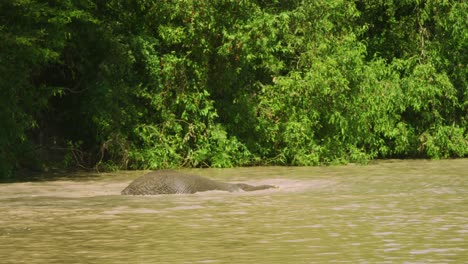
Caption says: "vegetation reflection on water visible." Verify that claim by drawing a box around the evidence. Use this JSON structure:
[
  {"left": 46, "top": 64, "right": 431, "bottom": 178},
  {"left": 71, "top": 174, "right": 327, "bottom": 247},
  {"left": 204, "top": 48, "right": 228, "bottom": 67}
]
[{"left": 0, "top": 159, "right": 467, "bottom": 263}]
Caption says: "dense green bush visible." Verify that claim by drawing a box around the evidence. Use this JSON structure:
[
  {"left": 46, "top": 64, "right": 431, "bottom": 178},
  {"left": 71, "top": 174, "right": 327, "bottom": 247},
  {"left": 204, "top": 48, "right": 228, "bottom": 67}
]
[{"left": 1, "top": 0, "right": 466, "bottom": 177}]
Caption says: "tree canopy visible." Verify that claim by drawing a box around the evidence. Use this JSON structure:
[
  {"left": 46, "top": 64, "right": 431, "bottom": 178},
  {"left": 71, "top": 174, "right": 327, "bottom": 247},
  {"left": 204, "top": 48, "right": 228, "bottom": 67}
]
[{"left": 1, "top": 0, "right": 467, "bottom": 177}]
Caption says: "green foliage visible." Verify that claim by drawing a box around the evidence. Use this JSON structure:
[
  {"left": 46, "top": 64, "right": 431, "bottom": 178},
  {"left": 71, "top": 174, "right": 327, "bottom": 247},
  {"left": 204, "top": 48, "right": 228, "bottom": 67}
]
[
  {"left": 0, "top": 0, "right": 97, "bottom": 176},
  {"left": 420, "top": 126, "right": 468, "bottom": 159},
  {"left": 1, "top": 0, "right": 466, "bottom": 177}
]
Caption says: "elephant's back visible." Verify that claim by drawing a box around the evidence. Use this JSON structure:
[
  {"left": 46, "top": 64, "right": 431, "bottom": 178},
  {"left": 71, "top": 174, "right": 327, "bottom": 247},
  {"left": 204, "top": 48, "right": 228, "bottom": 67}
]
[{"left": 121, "top": 171, "right": 227, "bottom": 195}]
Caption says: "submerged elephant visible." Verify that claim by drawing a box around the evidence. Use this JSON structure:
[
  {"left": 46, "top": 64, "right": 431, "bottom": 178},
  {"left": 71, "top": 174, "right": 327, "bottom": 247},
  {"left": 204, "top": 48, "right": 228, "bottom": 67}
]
[{"left": 121, "top": 170, "right": 277, "bottom": 195}]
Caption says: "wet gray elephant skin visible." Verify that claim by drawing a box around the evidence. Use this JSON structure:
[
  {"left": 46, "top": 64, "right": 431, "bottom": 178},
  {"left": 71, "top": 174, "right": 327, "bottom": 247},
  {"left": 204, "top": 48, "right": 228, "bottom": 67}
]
[{"left": 121, "top": 170, "right": 277, "bottom": 195}]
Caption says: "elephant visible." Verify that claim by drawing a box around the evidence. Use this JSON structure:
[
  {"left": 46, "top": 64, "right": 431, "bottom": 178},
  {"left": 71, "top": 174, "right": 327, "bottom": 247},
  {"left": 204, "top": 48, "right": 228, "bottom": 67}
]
[{"left": 121, "top": 170, "right": 277, "bottom": 195}]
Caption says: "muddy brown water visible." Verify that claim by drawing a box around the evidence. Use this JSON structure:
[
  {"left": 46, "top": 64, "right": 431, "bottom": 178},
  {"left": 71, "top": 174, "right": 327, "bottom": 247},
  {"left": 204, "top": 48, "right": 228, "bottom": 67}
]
[{"left": 0, "top": 159, "right": 467, "bottom": 263}]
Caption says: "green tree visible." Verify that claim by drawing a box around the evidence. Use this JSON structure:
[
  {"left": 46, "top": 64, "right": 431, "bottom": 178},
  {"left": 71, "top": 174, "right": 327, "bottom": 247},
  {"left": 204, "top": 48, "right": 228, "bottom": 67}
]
[
  {"left": 1, "top": 0, "right": 466, "bottom": 178},
  {"left": 0, "top": 0, "right": 96, "bottom": 176}
]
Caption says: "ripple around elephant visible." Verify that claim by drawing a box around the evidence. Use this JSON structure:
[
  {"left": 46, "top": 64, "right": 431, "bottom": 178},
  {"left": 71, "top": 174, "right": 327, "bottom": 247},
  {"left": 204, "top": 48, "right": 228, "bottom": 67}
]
[{"left": 121, "top": 170, "right": 277, "bottom": 195}]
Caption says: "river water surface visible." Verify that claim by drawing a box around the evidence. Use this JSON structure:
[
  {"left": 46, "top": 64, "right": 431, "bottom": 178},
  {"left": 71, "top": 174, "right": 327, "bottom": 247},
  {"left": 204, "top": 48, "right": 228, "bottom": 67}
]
[{"left": 0, "top": 159, "right": 467, "bottom": 263}]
